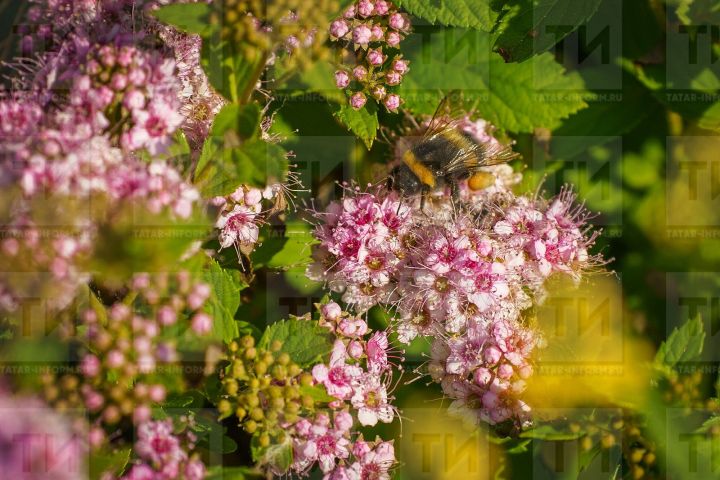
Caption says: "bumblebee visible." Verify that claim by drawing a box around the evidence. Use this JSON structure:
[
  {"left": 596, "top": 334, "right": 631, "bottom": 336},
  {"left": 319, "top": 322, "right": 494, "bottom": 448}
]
[{"left": 388, "top": 95, "right": 519, "bottom": 208}]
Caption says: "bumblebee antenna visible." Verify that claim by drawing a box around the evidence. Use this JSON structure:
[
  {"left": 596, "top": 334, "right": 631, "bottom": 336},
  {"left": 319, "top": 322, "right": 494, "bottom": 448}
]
[{"left": 396, "top": 194, "right": 404, "bottom": 215}]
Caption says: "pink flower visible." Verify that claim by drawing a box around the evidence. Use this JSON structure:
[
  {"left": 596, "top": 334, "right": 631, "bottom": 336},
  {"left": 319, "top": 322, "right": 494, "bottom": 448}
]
[
  {"left": 216, "top": 205, "right": 260, "bottom": 248},
  {"left": 351, "top": 374, "right": 394, "bottom": 426},
  {"left": 374, "top": 0, "right": 391, "bottom": 15},
  {"left": 389, "top": 13, "right": 410, "bottom": 31},
  {"left": 367, "top": 49, "right": 385, "bottom": 66},
  {"left": 335, "top": 70, "right": 351, "bottom": 89},
  {"left": 312, "top": 340, "right": 362, "bottom": 399},
  {"left": 392, "top": 59, "right": 409, "bottom": 74},
  {"left": 353, "top": 65, "right": 368, "bottom": 80},
  {"left": 350, "top": 92, "right": 367, "bottom": 110},
  {"left": 358, "top": 0, "right": 375, "bottom": 17},
  {"left": 330, "top": 19, "right": 350, "bottom": 39},
  {"left": 384, "top": 94, "right": 401, "bottom": 112},
  {"left": 386, "top": 31, "right": 401, "bottom": 47},
  {"left": 366, "top": 331, "right": 389, "bottom": 373},
  {"left": 135, "top": 420, "right": 185, "bottom": 466},
  {"left": 123, "top": 99, "right": 184, "bottom": 155},
  {"left": 191, "top": 312, "right": 212, "bottom": 335},
  {"left": 353, "top": 25, "right": 372, "bottom": 46}
]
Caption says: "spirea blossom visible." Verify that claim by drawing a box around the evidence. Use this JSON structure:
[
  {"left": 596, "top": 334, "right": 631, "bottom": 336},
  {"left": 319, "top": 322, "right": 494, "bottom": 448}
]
[
  {"left": 123, "top": 418, "right": 206, "bottom": 480},
  {"left": 0, "top": 391, "right": 86, "bottom": 480},
  {"left": 330, "top": 1, "right": 411, "bottom": 111},
  {"left": 307, "top": 122, "right": 603, "bottom": 429}
]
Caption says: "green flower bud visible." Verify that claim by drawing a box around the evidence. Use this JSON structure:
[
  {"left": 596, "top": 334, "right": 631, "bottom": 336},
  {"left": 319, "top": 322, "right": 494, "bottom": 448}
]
[
  {"left": 236, "top": 407, "right": 247, "bottom": 420},
  {"left": 218, "top": 399, "right": 232, "bottom": 415},
  {"left": 244, "top": 419, "right": 257, "bottom": 433},
  {"left": 299, "top": 372, "right": 313, "bottom": 387},
  {"left": 250, "top": 407, "right": 264, "bottom": 421},
  {"left": 259, "top": 433, "right": 271, "bottom": 447},
  {"left": 270, "top": 340, "right": 283, "bottom": 352},
  {"left": 276, "top": 352, "right": 290, "bottom": 366},
  {"left": 254, "top": 361, "right": 268, "bottom": 376},
  {"left": 271, "top": 365, "right": 287, "bottom": 381}
]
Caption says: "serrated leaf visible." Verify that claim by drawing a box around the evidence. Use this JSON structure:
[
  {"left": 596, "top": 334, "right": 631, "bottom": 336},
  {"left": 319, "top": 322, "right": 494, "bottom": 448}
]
[
  {"left": 494, "top": 0, "right": 603, "bottom": 63},
  {"left": 89, "top": 448, "right": 131, "bottom": 480},
  {"left": 333, "top": 102, "right": 379, "bottom": 149},
  {"left": 152, "top": 3, "right": 213, "bottom": 36},
  {"left": 395, "top": 0, "right": 498, "bottom": 31},
  {"left": 655, "top": 315, "right": 705, "bottom": 368},
  {"left": 203, "top": 259, "right": 246, "bottom": 343},
  {"left": 258, "top": 318, "right": 333, "bottom": 367},
  {"left": 399, "top": 28, "right": 587, "bottom": 132}
]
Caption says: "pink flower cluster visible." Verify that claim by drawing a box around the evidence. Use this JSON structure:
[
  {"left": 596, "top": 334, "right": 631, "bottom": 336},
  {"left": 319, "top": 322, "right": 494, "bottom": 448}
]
[
  {"left": 0, "top": 391, "right": 86, "bottom": 480},
  {"left": 330, "top": 1, "right": 411, "bottom": 112},
  {"left": 308, "top": 176, "right": 602, "bottom": 428},
  {"left": 76, "top": 272, "right": 212, "bottom": 435},
  {"left": 122, "top": 419, "right": 205, "bottom": 480},
  {"left": 284, "top": 303, "right": 398, "bottom": 477},
  {"left": 0, "top": 0, "right": 208, "bottom": 315},
  {"left": 293, "top": 412, "right": 395, "bottom": 480},
  {"left": 213, "top": 185, "right": 282, "bottom": 256}
]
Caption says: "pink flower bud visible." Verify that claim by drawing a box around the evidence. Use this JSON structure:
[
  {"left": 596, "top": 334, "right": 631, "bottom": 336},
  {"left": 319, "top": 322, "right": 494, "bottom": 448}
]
[
  {"left": 330, "top": 19, "right": 350, "bottom": 39},
  {"left": 484, "top": 346, "right": 502, "bottom": 365},
  {"left": 387, "top": 31, "right": 401, "bottom": 47},
  {"left": 367, "top": 49, "right": 385, "bottom": 66},
  {"left": 107, "top": 350, "right": 124, "bottom": 369},
  {"left": 389, "top": 13, "right": 409, "bottom": 31},
  {"left": 84, "top": 391, "right": 104, "bottom": 411},
  {"left": 392, "top": 59, "right": 409, "bottom": 74},
  {"left": 133, "top": 405, "right": 152, "bottom": 424},
  {"left": 497, "top": 363, "right": 514, "bottom": 379},
  {"left": 344, "top": 5, "right": 357, "bottom": 18},
  {"left": 353, "top": 25, "right": 372, "bottom": 46},
  {"left": 149, "top": 384, "right": 166, "bottom": 403},
  {"left": 384, "top": 93, "right": 401, "bottom": 112},
  {"left": 385, "top": 71, "right": 402, "bottom": 86},
  {"left": 474, "top": 367, "right": 492, "bottom": 386},
  {"left": 348, "top": 340, "right": 364, "bottom": 358},
  {"left": 335, "top": 411, "right": 354, "bottom": 431},
  {"left": 157, "top": 305, "right": 177, "bottom": 326},
  {"left": 353, "top": 65, "right": 368, "bottom": 81},
  {"left": 358, "top": 0, "right": 374, "bottom": 17},
  {"left": 350, "top": 92, "right": 367, "bottom": 110},
  {"left": 191, "top": 312, "right": 212, "bottom": 335},
  {"left": 123, "top": 89, "right": 145, "bottom": 111},
  {"left": 321, "top": 302, "right": 342, "bottom": 320},
  {"left": 374, "top": 0, "right": 390, "bottom": 15},
  {"left": 244, "top": 188, "right": 263, "bottom": 206},
  {"left": 88, "top": 427, "right": 105, "bottom": 449},
  {"left": 371, "top": 25, "right": 384, "bottom": 41},
  {"left": 335, "top": 70, "right": 350, "bottom": 89},
  {"left": 111, "top": 73, "right": 127, "bottom": 91}
]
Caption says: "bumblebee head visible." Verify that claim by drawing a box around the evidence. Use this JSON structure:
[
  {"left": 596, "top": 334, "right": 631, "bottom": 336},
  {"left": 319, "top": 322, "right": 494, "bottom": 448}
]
[{"left": 388, "top": 165, "right": 422, "bottom": 195}]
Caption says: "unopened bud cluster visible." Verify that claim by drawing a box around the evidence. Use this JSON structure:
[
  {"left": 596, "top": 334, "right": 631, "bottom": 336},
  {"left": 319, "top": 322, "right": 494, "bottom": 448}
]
[
  {"left": 213, "top": 0, "right": 338, "bottom": 67},
  {"left": 42, "top": 271, "right": 213, "bottom": 445},
  {"left": 330, "top": 0, "right": 411, "bottom": 112},
  {"left": 219, "top": 335, "right": 317, "bottom": 438}
]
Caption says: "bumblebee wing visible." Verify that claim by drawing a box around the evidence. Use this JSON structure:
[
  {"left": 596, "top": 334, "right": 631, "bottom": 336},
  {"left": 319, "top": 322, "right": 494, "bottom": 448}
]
[
  {"left": 423, "top": 91, "right": 467, "bottom": 140},
  {"left": 440, "top": 142, "right": 519, "bottom": 177}
]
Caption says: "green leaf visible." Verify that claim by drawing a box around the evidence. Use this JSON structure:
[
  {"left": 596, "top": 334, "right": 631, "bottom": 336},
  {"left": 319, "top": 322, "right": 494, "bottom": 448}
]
[
  {"left": 211, "top": 104, "right": 262, "bottom": 140},
  {"left": 494, "top": 0, "right": 603, "bottom": 63},
  {"left": 655, "top": 315, "right": 706, "bottom": 369},
  {"left": 89, "top": 448, "right": 131, "bottom": 480},
  {"left": 258, "top": 318, "right": 333, "bottom": 367},
  {"left": 394, "top": 0, "right": 498, "bottom": 31},
  {"left": 399, "top": 29, "right": 587, "bottom": 132},
  {"left": 299, "top": 384, "right": 337, "bottom": 403},
  {"left": 203, "top": 259, "right": 246, "bottom": 343},
  {"left": 152, "top": 3, "right": 213, "bottom": 36},
  {"left": 333, "top": 102, "right": 379, "bottom": 150},
  {"left": 195, "top": 140, "right": 289, "bottom": 196},
  {"left": 205, "top": 466, "right": 262, "bottom": 480},
  {"left": 252, "top": 223, "right": 316, "bottom": 270},
  {"left": 201, "top": 39, "right": 266, "bottom": 103}
]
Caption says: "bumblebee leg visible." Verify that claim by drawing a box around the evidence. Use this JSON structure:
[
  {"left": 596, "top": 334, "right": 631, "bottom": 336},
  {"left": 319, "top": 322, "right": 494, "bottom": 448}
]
[
  {"left": 450, "top": 182, "right": 460, "bottom": 212},
  {"left": 420, "top": 189, "right": 427, "bottom": 213}
]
